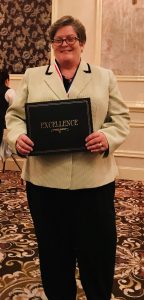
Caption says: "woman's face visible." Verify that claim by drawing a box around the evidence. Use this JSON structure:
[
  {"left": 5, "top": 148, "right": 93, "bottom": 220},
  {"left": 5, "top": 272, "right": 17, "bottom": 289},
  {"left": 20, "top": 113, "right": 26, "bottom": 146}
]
[{"left": 52, "top": 25, "right": 85, "bottom": 66}]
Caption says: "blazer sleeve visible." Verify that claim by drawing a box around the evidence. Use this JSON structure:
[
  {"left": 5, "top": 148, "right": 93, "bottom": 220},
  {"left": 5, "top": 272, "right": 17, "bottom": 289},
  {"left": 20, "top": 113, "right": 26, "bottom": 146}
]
[
  {"left": 99, "top": 69, "right": 130, "bottom": 155},
  {"left": 5, "top": 72, "right": 28, "bottom": 154}
]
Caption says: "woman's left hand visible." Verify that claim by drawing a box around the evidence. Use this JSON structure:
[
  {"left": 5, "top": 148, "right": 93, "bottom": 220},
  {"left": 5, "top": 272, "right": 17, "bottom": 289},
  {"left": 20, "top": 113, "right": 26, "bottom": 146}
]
[{"left": 85, "top": 131, "right": 109, "bottom": 153}]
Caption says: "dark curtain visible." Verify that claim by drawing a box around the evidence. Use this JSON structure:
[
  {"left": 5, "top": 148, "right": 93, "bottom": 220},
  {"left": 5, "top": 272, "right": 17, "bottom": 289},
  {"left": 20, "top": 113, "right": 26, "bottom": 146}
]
[{"left": 0, "top": 0, "right": 52, "bottom": 74}]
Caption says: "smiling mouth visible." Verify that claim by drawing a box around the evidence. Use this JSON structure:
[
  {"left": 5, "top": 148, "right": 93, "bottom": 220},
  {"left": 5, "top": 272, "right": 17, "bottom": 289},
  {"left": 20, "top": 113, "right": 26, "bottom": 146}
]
[{"left": 60, "top": 49, "right": 72, "bottom": 53}]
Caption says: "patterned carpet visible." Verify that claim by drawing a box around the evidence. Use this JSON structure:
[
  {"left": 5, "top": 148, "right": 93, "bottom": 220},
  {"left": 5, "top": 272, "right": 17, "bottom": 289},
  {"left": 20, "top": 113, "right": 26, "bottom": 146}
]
[{"left": 0, "top": 171, "right": 144, "bottom": 300}]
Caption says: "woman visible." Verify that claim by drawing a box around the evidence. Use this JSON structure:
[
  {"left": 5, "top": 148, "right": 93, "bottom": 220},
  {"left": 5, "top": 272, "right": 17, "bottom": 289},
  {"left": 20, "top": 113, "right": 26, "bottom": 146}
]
[{"left": 6, "top": 16, "right": 130, "bottom": 300}]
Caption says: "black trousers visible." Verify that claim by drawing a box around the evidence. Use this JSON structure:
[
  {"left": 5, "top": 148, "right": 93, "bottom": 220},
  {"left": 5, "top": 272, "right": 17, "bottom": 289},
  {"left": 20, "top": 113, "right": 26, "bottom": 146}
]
[{"left": 26, "top": 181, "right": 116, "bottom": 300}]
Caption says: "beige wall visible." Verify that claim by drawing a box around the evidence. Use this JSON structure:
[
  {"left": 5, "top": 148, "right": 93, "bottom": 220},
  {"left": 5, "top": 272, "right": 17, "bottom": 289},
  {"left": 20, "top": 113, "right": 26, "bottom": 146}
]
[
  {"left": 6, "top": 0, "right": 144, "bottom": 180},
  {"left": 101, "top": 0, "right": 144, "bottom": 76}
]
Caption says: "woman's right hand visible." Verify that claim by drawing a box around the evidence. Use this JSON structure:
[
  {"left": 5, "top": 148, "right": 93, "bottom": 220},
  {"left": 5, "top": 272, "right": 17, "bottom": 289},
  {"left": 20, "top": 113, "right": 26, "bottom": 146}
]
[{"left": 16, "top": 134, "right": 34, "bottom": 156}]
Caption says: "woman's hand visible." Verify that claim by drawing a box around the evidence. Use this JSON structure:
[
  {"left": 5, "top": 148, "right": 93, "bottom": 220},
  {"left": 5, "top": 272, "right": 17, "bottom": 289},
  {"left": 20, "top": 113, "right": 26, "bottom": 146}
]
[
  {"left": 85, "top": 131, "right": 109, "bottom": 153},
  {"left": 16, "top": 134, "right": 34, "bottom": 156}
]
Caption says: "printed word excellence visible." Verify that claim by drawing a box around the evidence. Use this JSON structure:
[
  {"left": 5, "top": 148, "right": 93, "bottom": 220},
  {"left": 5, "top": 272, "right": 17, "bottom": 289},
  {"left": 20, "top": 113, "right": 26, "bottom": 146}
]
[{"left": 41, "top": 119, "right": 79, "bottom": 129}]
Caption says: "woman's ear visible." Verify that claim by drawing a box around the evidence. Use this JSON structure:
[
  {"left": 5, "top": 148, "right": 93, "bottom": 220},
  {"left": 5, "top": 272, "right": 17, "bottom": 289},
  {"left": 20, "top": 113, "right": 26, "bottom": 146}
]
[{"left": 80, "top": 42, "right": 85, "bottom": 53}]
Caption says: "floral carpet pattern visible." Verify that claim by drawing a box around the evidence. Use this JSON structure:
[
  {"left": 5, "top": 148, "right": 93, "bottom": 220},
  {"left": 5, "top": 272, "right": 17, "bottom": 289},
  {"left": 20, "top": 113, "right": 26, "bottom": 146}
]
[{"left": 0, "top": 171, "right": 144, "bottom": 300}]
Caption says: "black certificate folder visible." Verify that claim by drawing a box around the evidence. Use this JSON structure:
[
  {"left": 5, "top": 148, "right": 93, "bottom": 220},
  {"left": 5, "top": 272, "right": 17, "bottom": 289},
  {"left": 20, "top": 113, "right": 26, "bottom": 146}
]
[{"left": 25, "top": 98, "right": 93, "bottom": 155}]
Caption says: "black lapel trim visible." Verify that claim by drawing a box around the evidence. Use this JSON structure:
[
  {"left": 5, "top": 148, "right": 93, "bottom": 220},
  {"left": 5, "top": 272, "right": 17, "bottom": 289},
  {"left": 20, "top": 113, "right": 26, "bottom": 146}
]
[
  {"left": 46, "top": 62, "right": 91, "bottom": 75},
  {"left": 83, "top": 63, "right": 91, "bottom": 74},
  {"left": 45, "top": 64, "right": 53, "bottom": 75}
]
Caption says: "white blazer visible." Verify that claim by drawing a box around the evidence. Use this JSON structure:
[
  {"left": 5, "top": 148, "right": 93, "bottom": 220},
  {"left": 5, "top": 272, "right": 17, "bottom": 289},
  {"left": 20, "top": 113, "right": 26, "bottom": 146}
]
[{"left": 6, "top": 60, "right": 130, "bottom": 189}]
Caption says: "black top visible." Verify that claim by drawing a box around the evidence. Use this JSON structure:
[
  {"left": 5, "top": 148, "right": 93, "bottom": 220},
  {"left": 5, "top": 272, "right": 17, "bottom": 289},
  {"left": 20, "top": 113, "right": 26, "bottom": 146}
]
[{"left": 0, "top": 85, "right": 9, "bottom": 143}]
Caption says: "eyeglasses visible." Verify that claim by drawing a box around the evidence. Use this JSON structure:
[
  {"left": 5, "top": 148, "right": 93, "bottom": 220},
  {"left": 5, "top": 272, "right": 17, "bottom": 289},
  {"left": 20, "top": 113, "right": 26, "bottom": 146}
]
[{"left": 51, "top": 36, "right": 79, "bottom": 46}]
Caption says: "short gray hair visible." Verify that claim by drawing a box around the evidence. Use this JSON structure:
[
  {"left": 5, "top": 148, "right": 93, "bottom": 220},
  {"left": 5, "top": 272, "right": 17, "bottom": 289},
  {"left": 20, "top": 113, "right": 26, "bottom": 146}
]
[{"left": 49, "top": 15, "right": 86, "bottom": 44}]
